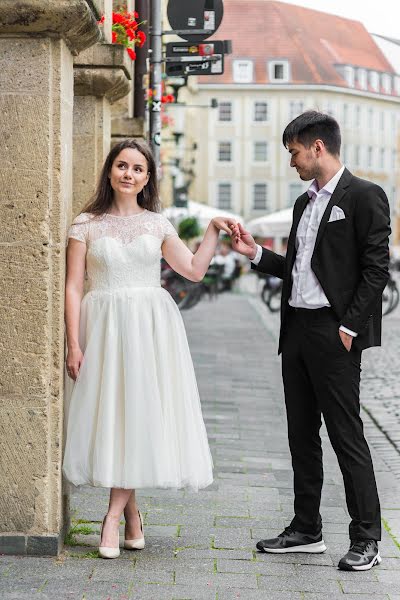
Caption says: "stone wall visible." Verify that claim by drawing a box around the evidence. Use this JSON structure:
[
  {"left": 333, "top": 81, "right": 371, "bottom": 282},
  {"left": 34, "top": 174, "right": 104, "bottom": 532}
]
[{"left": 0, "top": 0, "right": 101, "bottom": 555}]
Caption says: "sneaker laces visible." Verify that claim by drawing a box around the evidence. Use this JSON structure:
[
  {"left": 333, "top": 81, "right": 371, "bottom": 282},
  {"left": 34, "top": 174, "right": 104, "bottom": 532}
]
[
  {"left": 349, "top": 540, "right": 372, "bottom": 554},
  {"left": 279, "top": 526, "right": 295, "bottom": 538}
]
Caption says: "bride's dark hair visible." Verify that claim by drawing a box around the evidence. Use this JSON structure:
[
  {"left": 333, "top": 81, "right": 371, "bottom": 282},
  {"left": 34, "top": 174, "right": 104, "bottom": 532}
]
[{"left": 81, "top": 139, "right": 161, "bottom": 215}]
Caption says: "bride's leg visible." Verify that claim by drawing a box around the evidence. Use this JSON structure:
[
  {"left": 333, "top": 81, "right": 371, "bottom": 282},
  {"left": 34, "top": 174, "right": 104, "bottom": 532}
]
[
  {"left": 100, "top": 487, "right": 132, "bottom": 547},
  {"left": 124, "top": 490, "right": 143, "bottom": 539}
]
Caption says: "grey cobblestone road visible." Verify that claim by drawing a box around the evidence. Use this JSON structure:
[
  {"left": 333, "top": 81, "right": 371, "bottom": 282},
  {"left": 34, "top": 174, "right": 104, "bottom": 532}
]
[{"left": 1, "top": 285, "right": 400, "bottom": 599}]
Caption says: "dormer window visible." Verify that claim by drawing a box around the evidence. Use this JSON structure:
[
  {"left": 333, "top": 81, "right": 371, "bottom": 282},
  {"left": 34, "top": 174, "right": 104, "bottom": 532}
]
[
  {"left": 382, "top": 73, "right": 392, "bottom": 94},
  {"left": 343, "top": 66, "right": 355, "bottom": 87},
  {"left": 233, "top": 60, "right": 253, "bottom": 83},
  {"left": 357, "top": 68, "right": 367, "bottom": 90},
  {"left": 268, "top": 60, "right": 290, "bottom": 83},
  {"left": 369, "top": 71, "right": 379, "bottom": 92}
]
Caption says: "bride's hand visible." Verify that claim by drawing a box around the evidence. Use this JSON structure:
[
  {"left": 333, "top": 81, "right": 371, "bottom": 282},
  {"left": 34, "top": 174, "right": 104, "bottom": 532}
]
[
  {"left": 211, "top": 217, "right": 240, "bottom": 237},
  {"left": 66, "top": 347, "right": 84, "bottom": 380}
]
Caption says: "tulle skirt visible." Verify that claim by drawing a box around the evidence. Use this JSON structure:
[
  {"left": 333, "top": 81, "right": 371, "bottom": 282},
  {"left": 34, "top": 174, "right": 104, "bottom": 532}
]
[{"left": 62, "top": 286, "right": 213, "bottom": 491}]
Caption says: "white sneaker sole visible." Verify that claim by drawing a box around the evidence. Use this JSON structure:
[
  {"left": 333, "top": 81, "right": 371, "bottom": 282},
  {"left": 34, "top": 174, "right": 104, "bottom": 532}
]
[
  {"left": 341, "top": 552, "right": 382, "bottom": 571},
  {"left": 259, "top": 540, "right": 327, "bottom": 554}
]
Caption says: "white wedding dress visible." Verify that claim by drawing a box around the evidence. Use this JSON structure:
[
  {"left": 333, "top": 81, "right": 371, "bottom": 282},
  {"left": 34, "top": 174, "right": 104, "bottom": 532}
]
[{"left": 62, "top": 210, "right": 213, "bottom": 491}]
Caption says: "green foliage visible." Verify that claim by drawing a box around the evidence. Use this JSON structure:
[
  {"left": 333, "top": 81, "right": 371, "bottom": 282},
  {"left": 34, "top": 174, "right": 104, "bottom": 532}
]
[{"left": 178, "top": 217, "right": 201, "bottom": 240}]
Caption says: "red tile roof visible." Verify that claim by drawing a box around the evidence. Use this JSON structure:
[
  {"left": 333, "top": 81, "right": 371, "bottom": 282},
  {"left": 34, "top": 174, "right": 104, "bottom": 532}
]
[{"left": 199, "top": 0, "right": 395, "bottom": 88}]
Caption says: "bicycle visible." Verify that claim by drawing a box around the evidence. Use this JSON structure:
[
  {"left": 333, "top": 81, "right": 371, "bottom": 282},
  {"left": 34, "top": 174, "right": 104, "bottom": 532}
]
[
  {"left": 260, "top": 274, "right": 283, "bottom": 313},
  {"left": 382, "top": 272, "right": 399, "bottom": 316}
]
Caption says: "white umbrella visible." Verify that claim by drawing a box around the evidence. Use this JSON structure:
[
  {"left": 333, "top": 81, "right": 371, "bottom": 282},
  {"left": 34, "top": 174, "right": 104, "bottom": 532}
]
[
  {"left": 246, "top": 208, "right": 293, "bottom": 238},
  {"left": 163, "top": 200, "right": 244, "bottom": 229}
]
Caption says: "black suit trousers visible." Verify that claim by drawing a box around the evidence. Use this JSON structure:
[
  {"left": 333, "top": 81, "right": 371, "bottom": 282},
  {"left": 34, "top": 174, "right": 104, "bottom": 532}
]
[{"left": 281, "top": 307, "right": 381, "bottom": 541}]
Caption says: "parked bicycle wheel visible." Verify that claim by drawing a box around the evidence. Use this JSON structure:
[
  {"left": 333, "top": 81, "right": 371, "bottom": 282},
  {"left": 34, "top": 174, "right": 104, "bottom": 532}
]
[
  {"left": 267, "top": 284, "right": 282, "bottom": 312},
  {"left": 383, "top": 276, "right": 399, "bottom": 316}
]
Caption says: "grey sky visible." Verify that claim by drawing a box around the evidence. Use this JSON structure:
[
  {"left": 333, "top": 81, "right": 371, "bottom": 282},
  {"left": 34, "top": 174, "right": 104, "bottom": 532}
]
[{"left": 275, "top": 0, "right": 400, "bottom": 39}]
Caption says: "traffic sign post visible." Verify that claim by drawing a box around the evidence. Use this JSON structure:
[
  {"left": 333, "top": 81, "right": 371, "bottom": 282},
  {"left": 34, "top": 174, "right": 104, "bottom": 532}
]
[
  {"left": 167, "top": 0, "right": 224, "bottom": 42},
  {"left": 165, "top": 41, "right": 226, "bottom": 77}
]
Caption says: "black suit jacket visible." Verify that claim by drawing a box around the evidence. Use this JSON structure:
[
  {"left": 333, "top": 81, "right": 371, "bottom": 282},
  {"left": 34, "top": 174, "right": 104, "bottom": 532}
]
[{"left": 252, "top": 168, "right": 391, "bottom": 353}]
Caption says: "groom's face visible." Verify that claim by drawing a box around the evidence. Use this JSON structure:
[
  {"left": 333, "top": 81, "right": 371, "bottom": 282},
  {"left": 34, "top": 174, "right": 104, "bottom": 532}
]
[{"left": 287, "top": 140, "right": 319, "bottom": 181}]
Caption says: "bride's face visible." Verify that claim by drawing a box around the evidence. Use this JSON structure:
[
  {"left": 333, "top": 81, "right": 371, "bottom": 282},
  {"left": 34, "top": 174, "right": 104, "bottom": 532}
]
[{"left": 109, "top": 148, "right": 150, "bottom": 196}]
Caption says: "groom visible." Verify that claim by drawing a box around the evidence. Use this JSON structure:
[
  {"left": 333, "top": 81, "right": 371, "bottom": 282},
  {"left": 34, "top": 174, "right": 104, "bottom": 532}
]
[{"left": 231, "top": 111, "right": 391, "bottom": 571}]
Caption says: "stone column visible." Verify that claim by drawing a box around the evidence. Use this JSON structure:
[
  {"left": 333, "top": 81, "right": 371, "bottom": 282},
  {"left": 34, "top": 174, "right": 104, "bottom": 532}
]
[
  {"left": 73, "top": 44, "right": 132, "bottom": 215},
  {"left": 0, "top": 1, "right": 101, "bottom": 556}
]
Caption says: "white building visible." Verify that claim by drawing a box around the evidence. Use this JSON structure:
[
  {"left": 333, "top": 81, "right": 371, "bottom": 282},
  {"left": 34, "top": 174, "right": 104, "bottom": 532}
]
[{"left": 183, "top": 0, "right": 400, "bottom": 241}]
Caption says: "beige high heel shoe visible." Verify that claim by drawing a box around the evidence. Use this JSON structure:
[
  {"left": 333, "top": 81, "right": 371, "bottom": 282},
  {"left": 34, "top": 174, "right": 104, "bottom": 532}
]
[
  {"left": 124, "top": 510, "right": 145, "bottom": 550},
  {"left": 98, "top": 515, "right": 121, "bottom": 559}
]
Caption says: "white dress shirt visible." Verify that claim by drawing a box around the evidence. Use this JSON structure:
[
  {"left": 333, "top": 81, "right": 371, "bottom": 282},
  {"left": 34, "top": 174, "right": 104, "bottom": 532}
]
[{"left": 252, "top": 165, "right": 357, "bottom": 336}]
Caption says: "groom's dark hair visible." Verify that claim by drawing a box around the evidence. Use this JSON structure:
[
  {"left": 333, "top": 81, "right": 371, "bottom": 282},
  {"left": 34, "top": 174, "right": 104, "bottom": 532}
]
[{"left": 282, "top": 110, "right": 341, "bottom": 156}]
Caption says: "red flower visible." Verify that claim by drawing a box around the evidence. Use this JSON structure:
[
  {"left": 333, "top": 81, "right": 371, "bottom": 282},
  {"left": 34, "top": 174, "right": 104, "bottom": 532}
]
[
  {"left": 137, "top": 30, "right": 146, "bottom": 47},
  {"left": 127, "top": 48, "right": 137, "bottom": 61},
  {"left": 112, "top": 31, "right": 117, "bottom": 43},
  {"left": 134, "top": 11, "right": 139, "bottom": 18},
  {"left": 98, "top": 15, "right": 105, "bottom": 24},
  {"left": 126, "top": 28, "right": 135, "bottom": 40}
]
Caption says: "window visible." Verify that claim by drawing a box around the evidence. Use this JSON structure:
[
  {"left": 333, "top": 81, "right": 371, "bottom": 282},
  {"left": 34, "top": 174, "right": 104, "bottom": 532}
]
[
  {"left": 382, "top": 73, "right": 392, "bottom": 94},
  {"left": 354, "top": 145, "right": 361, "bottom": 167},
  {"left": 254, "top": 102, "right": 268, "bottom": 122},
  {"left": 379, "top": 148, "right": 385, "bottom": 169},
  {"left": 254, "top": 141, "right": 268, "bottom": 162},
  {"left": 368, "top": 108, "right": 374, "bottom": 129},
  {"left": 290, "top": 101, "right": 304, "bottom": 120},
  {"left": 288, "top": 183, "right": 303, "bottom": 207},
  {"left": 369, "top": 70, "right": 379, "bottom": 92},
  {"left": 233, "top": 60, "right": 253, "bottom": 83},
  {"left": 355, "top": 105, "right": 361, "bottom": 128},
  {"left": 325, "top": 102, "right": 335, "bottom": 117},
  {"left": 268, "top": 60, "right": 290, "bottom": 82},
  {"left": 342, "top": 144, "right": 349, "bottom": 164},
  {"left": 357, "top": 68, "right": 367, "bottom": 90},
  {"left": 380, "top": 111, "right": 385, "bottom": 131},
  {"left": 217, "top": 183, "right": 232, "bottom": 209},
  {"left": 218, "top": 101, "right": 232, "bottom": 122},
  {"left": 343, "top": 104, "right": 349, "bottom": 126},
  {"left": 253, "top": 183, "right": 268, "bottom": 210},
  {"left": 218, "top": 141, "right": 232, "bottom": 162},
  {"left": 395, "top": 76, "right": 400, "bottom": 96},
  {"left": 343, "top": 66, "right": 355, "bottom": 87},
  {"left": 367, "top": 146, "right": 373, "bottom": 168}
]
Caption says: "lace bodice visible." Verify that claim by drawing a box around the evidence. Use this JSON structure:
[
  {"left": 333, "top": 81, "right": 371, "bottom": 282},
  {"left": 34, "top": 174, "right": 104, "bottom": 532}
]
[{"left": 68, "top": 210, "right": 178, "bottom": 291}]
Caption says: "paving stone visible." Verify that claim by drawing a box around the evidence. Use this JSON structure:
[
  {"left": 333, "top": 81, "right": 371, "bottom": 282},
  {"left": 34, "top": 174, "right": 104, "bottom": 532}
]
[{"left": 2, "top": 293, "right": 400, "bottom": 599}]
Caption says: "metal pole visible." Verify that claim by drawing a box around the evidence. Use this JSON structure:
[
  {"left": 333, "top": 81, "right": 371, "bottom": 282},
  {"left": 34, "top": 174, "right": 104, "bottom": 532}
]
[
  {"left": 134, "top": 0, "right": 149, "bottom": 120},
  {"left": 149, "top": 0, "right": 162, "bottom": 173}
]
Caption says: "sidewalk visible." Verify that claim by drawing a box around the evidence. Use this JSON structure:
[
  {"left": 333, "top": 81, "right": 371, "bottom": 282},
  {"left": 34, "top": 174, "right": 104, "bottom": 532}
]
[{"left": 1, "top": 291, "right": 400, "bottom": 600}]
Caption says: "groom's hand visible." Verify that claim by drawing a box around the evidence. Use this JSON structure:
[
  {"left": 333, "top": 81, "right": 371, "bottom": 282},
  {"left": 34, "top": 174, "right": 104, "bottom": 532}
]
[{"left": 232, "top": 223, "right": 257, "bottom": 260}]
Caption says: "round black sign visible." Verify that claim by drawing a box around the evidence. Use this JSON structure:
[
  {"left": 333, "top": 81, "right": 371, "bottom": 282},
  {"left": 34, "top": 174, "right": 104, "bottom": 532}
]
[{"left": 167, "top": 0, "right": 224, "bottom": 42}]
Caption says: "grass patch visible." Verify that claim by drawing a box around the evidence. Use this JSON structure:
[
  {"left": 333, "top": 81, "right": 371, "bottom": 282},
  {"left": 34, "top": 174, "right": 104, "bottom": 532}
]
[
  {"left": 382, "top": 517, "right": 400, "bottom": 550},
  {"left": 67, "top": 550, "right": 100, "bottom": 559},
  {"left": 64, "top": 523, "right": 96, "bottom": 546}
]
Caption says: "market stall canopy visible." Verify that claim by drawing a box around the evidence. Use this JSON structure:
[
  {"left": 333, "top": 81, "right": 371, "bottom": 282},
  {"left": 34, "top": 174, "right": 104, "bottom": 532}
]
[
  {"left": 246, "top": 208, "right": 293, "bottom": 238},
  {"left": 163, "top": 200, "right": 244, "bottom": 228}
]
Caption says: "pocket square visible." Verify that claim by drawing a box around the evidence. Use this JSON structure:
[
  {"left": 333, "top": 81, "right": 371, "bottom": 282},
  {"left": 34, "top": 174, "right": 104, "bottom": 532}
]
[{"left": 328, "top": 206, "right": 346, "bottom": 222}]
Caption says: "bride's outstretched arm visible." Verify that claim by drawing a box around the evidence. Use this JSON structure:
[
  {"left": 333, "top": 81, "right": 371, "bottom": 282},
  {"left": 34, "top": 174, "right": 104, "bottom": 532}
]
[
  {"left": 162, "top": 217, "right": 238, "bottom": 282},
  {"left": 65, "top": 239, "right": 86, "bottom": 380}
]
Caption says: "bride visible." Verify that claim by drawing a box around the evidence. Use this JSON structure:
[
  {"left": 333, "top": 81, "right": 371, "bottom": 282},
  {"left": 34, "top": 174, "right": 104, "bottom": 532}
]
[{"left": 63, "top": 139, "right": 235, "bottom": 558}]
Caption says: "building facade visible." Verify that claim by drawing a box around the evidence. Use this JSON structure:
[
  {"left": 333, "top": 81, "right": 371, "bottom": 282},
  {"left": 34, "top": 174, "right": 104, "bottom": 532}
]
[{"left": 184, "top": 0, "right": 400, "bottom": 241}]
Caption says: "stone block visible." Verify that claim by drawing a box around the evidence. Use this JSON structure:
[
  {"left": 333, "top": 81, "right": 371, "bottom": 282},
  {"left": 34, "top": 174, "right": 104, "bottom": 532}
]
[
  {"left": 0, "top": 1, "right": 101, "bottom": 56},
  {"left": 0, "top": 407, "right": 48, "bottom": 531}
]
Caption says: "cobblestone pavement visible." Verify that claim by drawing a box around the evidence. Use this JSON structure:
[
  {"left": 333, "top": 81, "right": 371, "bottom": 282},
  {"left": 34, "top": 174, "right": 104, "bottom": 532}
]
[{"left": 1, "top": 287, "right": 400, "bottom": 599}]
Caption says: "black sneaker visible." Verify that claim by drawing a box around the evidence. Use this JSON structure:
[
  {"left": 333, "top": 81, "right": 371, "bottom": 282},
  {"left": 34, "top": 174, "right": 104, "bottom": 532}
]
[
  {"left": 338, "top": 540, "right": 381, "bottom": 571},
  {"left": 256, "top": 525, "right": 327, "bottom": 554}
]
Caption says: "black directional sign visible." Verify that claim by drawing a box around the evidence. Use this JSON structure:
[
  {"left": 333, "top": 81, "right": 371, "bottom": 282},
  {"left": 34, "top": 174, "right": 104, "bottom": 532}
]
[
  {"left": 165, "top": 41, "right": 225, "bottom": 77},
  {"left": 167, "top": 0, "right": 224, "bottom": 42}
]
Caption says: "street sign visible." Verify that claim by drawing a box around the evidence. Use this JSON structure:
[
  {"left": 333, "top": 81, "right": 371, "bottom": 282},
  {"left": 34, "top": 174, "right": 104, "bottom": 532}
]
[
  {"left": 167, "top": 0, "right": 224, "bottom": 42},
  {"left": 165, "top": 41, "right": 225, "bottom": 77}
]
